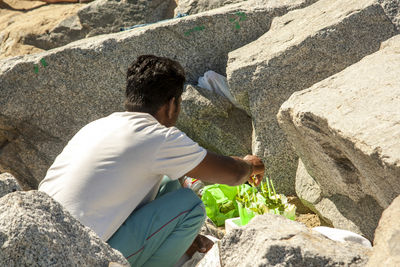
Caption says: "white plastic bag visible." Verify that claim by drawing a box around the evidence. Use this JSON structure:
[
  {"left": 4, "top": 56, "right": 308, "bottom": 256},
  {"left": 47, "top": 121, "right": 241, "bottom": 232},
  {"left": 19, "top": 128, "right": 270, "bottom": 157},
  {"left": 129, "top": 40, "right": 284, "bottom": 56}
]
[
  {"left": 197, "top": 71, "right": 241, "bottom": 109},
  {"left": 312, "top": 226, "right": 372, "bottom": 248}
]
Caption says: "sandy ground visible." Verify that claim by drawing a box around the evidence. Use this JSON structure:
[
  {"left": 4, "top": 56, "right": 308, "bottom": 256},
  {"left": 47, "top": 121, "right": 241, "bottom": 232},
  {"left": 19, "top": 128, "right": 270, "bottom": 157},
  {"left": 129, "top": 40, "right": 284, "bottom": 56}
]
[
  {"left": 288, "top": 196, "right": 328, "bottom": 228},
  {"left": 0, "top": 0, "right": 83, "bottom": 59}
]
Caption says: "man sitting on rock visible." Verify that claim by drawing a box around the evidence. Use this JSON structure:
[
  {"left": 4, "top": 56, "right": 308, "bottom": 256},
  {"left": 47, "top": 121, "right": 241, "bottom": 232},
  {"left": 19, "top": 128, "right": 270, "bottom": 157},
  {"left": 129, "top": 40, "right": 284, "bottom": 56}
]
[{"left": 39, "top": 55, "right": 264, "bottom": 266}]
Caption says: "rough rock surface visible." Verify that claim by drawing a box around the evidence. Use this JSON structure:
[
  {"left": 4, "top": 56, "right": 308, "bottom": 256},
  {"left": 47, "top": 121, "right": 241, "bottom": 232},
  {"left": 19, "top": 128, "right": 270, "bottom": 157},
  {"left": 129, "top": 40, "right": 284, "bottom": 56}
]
[
  {"left": 379, "top": 0, "right": 400, "bottom": 31},
  {"left": 227, "top": 0, "right": 397, "bottom": 195},
  {"left": 24, "top": 0, "right": 177, "bottom": 50},
  {"left": 367, "top": 195, "right": 400, "bottom": 267},
  {"left": 0, "top": 172, "right": 21, "bottom": 199},
  {"left": 200, "top": 218, "right": 226, "bottom": 240},
  {"left": 196, "top": 241, "right": 222, "bottom": 267},
  {"left": 177, "top": 84, "right": 252, "bottom": 157},
  {"left": 0, "top": 190, "right": 129, "bottom": 266},
  {"left": 277, "top": 35, "right": 400, "bottom": 240},
  {"left": 295, "top": 160, "right": 321, "bottom": 209},
  {"left": 219, "top": 214, "right": 370, "bottom": 266},
  {"left": 0, "top": 0, "right": 314, "bottom": 189},
  {"left": 295, "top": 160, "right": 347, "bottom": 229}
]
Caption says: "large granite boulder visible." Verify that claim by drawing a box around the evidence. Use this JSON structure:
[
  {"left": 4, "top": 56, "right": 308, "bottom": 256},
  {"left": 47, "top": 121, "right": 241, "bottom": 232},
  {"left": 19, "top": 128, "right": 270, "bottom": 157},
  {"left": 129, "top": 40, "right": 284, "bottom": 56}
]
[
  {"left": 0, "top": 3, "right": 83, "bottom": 60},
  {"left": 227, "top": 0, "right": 397, "bottom": 195},
  {"left": 0, "top": 0, "right": 314, "bottom": 189},
  {"left": 23, "top": 0, "right": 177, "bottom": 51},
  {"left": 277, "top": 35, "right": 400, "bottom": 240},
  {"left": 177, "top": 84, "right": 252, "bottom": 157},
  {"left": 219, "top": 214, "right": 370, "bottom": 266},
  {"left": 0, "top": 190, "right": 129, "bottom": 266},
  {"left": 367, "top": 195, "right": 400, "bottom": 267},
  {"left": 0, "top": 172, "right": 21, "bottom": 199}
]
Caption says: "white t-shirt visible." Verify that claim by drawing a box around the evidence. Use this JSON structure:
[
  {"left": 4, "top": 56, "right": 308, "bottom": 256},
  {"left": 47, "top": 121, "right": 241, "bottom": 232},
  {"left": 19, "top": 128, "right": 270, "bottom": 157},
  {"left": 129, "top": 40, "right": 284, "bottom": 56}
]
[{"left": 39, "top": 112, "right": 207, "bottom": 241}]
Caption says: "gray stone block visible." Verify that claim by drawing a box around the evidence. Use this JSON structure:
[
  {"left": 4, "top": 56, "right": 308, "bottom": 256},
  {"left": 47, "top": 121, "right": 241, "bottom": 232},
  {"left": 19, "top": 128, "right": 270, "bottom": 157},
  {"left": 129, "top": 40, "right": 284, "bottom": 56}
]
[
  {"left": 23, "top": 0, "right": 177, "bottom": 50},
  {"left": 278, "top": 35, "right": 400, "bottom": 240},
  {"left": 177, "top": 84, "right": 252, "bottom": 157},
  {"left": 219, "top": 214, "right": 370, "bottom": 266},
  {"left": 0, "top": 191, "right": 129, "bottom": 266},
  {"left": 227, "top": 0, "right": 397, "bottom": 194},
  {"left": 367, "top": 195, "right": 400, "bottom": 267}
]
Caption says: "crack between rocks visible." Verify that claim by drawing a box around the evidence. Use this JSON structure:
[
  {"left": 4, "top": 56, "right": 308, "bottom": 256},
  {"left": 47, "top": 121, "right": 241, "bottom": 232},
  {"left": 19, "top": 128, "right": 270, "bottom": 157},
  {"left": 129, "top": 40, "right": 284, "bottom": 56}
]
[
  {"left": 268, "top": 234, "right": 296, "bottom": 242},
  {"left": 217, "top": 241, "right": 223, "bottom": 266},
  {"left": 280, "top": 234, "right": 295, "bottom": 240},
  {"left": 0, "top": 139, "right": 10, "bottom": 152}
]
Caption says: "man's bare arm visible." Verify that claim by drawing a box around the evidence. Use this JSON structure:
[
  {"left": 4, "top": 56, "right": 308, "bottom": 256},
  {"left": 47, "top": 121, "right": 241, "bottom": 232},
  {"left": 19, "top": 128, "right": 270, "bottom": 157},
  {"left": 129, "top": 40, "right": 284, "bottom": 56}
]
[{"left": 186, "top": 151, "right": 264, "bottom": 186}]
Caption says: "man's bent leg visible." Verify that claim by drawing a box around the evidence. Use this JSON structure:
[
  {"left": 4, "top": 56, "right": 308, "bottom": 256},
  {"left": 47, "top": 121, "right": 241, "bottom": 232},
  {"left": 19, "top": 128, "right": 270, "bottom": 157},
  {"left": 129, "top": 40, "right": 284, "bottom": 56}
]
[
  {"left": 157, "top": 175, "right": 181, "bottom": 198},
  {"left": 107, "top": 188, "right": 205, "bottom": 267}
]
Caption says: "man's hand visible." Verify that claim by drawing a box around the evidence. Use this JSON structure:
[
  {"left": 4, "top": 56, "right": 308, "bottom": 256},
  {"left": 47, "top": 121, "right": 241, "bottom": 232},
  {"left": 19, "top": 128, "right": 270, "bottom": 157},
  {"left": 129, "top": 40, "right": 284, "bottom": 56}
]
[
  {"left": 186, "top": 151, "right": 265, "bottom": 186},
  {"left": 243, "top": 155, "right": 264, "bottom": 187}
]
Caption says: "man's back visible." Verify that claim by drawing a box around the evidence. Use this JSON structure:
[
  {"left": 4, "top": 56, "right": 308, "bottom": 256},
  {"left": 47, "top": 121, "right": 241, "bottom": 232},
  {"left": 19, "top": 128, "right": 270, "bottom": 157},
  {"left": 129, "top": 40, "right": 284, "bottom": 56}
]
[{"left": 39, "top": 111, "right": 206, "bottom": 241}]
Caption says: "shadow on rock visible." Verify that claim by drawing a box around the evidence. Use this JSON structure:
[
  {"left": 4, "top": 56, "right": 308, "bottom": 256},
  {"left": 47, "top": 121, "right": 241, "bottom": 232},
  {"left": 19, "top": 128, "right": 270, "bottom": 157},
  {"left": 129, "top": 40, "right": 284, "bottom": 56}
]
[{"left": 327, "top": 194, "right": 384, "bottom": 241}]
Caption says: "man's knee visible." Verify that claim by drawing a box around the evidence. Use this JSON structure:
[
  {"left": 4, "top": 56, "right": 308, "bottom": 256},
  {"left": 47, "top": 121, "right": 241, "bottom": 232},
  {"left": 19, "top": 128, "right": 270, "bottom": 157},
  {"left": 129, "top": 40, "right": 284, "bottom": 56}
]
[
  {"left": 179, "top": 188, "right": 206, "bottom": 223},
  {"left": 180, "top": 188, "right": 204, "bottom": 207}
]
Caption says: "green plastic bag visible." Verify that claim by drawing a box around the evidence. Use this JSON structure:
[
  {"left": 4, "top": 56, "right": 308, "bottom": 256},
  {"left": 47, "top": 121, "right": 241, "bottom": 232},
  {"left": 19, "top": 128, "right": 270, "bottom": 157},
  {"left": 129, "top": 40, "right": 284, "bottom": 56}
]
[
  {"left": 201, "top": 184, "right": 239, "bottom": 226},
  {"left": 237, "top": 202, "right": 255, "bottom": 225}
]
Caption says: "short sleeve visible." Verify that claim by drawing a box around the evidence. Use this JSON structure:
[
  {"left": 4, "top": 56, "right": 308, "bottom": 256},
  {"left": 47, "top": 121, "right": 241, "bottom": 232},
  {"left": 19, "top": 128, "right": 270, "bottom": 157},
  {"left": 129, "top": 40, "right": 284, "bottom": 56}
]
[{"left": 153, "top": 127, "right": 207, "bottom": 180}]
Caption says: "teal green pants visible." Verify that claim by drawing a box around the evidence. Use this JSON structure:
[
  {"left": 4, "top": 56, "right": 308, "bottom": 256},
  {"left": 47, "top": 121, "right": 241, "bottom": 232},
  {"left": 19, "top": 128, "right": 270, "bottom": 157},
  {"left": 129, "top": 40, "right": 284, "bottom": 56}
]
[{"left": 107, "top": 177, "right": 206, "bottom": 267}]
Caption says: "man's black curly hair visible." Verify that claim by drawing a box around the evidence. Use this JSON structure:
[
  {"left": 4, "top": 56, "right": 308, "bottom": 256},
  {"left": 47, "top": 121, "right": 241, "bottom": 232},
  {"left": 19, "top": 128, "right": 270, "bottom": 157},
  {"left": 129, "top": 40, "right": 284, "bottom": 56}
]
[{"left": 125, "top": 55, "right": 186, "bottom": 115}]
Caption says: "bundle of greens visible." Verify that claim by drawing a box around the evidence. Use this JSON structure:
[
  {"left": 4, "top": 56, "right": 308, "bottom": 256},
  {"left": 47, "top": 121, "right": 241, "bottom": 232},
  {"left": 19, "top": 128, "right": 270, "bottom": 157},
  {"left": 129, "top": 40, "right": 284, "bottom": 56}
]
[
  {"left": 236, "top": 178, "right": 296, "bottom": 225},
  {"left": 201, "top": 178, "right": 296, "bottom": 226}
]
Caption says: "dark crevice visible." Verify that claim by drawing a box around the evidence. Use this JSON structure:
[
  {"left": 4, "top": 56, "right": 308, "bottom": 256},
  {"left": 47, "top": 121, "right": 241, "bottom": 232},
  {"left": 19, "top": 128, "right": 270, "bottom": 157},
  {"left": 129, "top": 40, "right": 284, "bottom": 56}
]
[
  {"left": 327, "top": 194, "right": 384, "bottom": 241},
  {"left": 320, "top": 142, "right": 360, "bottom": 184},
  {"left": 279, "top": 234, "right": 295, "bottom": 241},
  {"left": 300, "top": 113, "right": 326, "bottom": 135},
  {"left": 0, "top": 139, "right": 10, "bottom": 151}
]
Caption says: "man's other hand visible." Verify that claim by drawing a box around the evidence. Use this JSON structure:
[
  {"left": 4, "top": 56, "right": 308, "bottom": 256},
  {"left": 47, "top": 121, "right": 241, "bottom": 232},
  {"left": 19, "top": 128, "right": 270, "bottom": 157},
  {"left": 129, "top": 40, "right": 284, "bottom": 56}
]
[{"left": 243, "top": 155, "right": 264, "bottom": 187}]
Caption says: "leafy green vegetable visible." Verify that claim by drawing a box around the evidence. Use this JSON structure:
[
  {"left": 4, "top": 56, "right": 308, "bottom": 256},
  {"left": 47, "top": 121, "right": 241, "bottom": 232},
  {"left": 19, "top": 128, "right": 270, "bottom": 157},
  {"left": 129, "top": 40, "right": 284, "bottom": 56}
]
[
  {"left": 236, "top": 178, "right": 296, "bottom": 225},
  {"left": 220, "top": 200, "right": 236, "bottom": 214},
  {"left": 201, "top": 178, "right": 296, "bottom": 227}
]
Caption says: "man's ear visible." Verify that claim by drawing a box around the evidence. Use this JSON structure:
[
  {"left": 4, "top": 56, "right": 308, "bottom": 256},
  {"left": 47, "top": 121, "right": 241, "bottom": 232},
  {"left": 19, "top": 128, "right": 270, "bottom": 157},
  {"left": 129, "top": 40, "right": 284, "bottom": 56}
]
[{"left": 167, "top": 97, "right": 176, "bottom": 119}]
